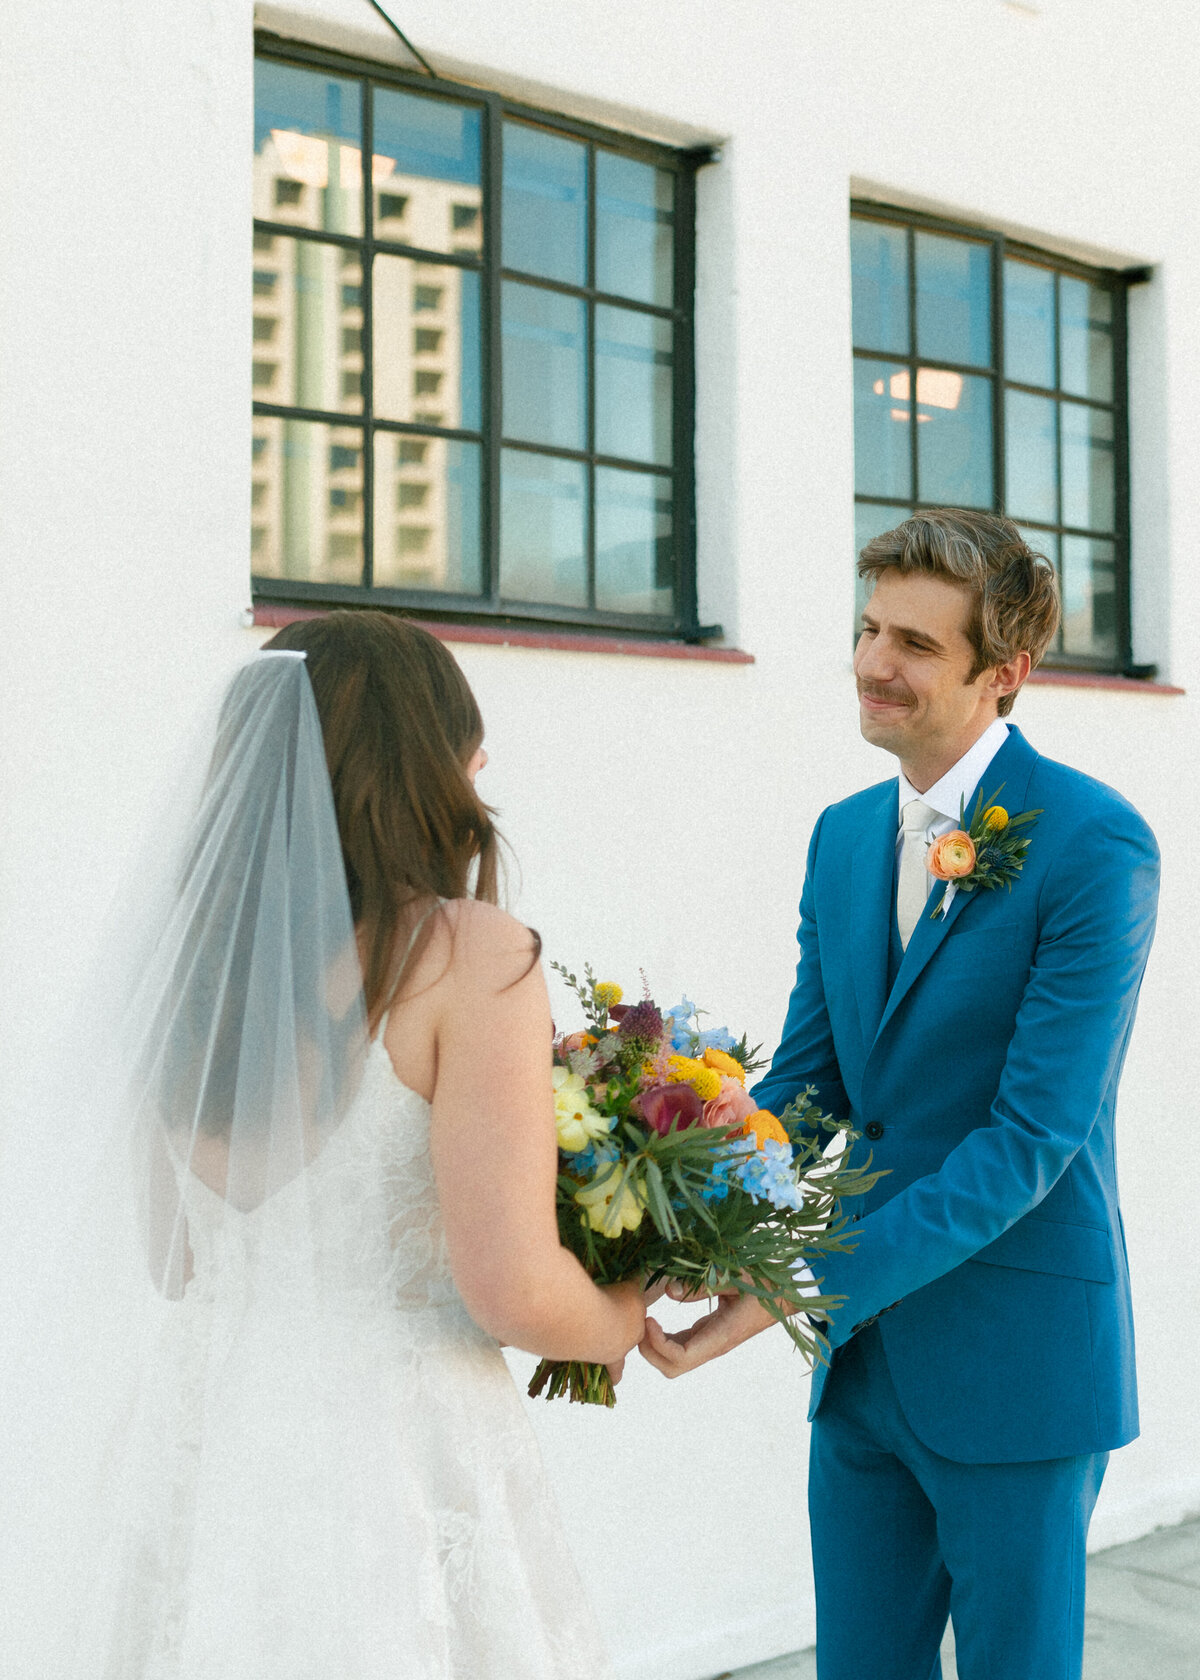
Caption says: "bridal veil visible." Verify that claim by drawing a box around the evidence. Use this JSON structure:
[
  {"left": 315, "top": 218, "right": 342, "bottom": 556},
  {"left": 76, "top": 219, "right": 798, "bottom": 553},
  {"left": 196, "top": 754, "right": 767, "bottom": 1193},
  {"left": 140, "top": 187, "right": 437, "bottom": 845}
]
[{"left": 0, "top": 650, "right": 376, "bottom": 1676}]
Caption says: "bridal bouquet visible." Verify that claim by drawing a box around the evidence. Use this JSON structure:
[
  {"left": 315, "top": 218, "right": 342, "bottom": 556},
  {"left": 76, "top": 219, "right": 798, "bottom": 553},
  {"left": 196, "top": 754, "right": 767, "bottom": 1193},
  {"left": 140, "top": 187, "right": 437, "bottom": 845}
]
[{"left": 529, "top": 963, "right": 882, "bottom": 1407}]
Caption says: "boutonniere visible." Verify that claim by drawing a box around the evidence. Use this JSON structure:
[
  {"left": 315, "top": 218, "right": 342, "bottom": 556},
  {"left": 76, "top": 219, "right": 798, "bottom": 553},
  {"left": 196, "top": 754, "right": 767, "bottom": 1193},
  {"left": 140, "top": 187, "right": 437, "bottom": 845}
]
[{"left": 928, "top": 783, "right": 1043, "bottom": 920}]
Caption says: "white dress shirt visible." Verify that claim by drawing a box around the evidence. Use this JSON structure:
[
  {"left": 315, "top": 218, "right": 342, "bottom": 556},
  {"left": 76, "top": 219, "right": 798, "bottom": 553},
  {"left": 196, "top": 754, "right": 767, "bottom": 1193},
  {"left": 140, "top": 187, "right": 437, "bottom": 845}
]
[{"left": 895, "top": 716, "right": 1010, "bottom": 912}]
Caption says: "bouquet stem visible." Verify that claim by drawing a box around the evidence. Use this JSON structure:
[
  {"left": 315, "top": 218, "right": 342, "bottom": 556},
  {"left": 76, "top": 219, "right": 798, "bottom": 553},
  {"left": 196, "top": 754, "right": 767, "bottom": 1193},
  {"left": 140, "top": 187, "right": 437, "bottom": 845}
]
[{"left": 527, "top": 1358, "right": 616, "bottom": 1407}]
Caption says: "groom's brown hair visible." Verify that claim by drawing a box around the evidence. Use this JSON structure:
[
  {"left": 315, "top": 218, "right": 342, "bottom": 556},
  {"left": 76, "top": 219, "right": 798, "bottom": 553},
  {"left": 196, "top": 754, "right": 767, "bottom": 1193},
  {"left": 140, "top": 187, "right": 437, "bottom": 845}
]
[{"left": 857, "top": 509, "right": 1061, "bottom": 716}]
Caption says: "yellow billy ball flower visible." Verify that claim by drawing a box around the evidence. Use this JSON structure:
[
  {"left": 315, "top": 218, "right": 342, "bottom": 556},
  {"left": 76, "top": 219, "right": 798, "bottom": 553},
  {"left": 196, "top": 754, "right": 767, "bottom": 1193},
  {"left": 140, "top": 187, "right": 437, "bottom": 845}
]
[
  {"left": 702, "top": 1046, "right": 746, "bottom": 1085},
  {"left": 593, "top": 982, "right": 623, "bottom": 1010},
  {"left": 982, "top": 805, "right": 1009, "bottom": 832},
  {"left": 551, "top": 1067, "right": 612, "bottom": 1153},
  {"left": 666, "top": 1055, "right": 722, "bottom": 1102},
  {"left": 575, "top": 1166, "right": 647, "bottom": 1237}
]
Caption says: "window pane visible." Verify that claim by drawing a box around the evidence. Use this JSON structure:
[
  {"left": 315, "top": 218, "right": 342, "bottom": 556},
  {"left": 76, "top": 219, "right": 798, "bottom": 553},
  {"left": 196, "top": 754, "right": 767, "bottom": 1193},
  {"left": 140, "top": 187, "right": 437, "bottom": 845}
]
[
  {"left": 595, "top": 306, "right": 673, "bottom": 465},
  {"left": 595, "top": 152, "right": 674, "bottom": 306},
  {"left": 1016, "top": 527, "right": 1062, "bottom": 653},
  {"left": 500, "top": 450, "right": 587, "bottom": 606},
  {"left": 502, "top": 123, "right": 586, "bottom": 285},
  {"left": 250, "top": 417, "right": 364, "bottom": 584},
  {"left": 917, "top": 369, "right": 993, "bottom": 507},
  {"left": 915, "top": 233, "right": 991, "bottom": 368},
  {"left": 851, "top": 221, "right": 909, "bottom": 355},
  {"left": 1059, "top": 277, "right": 1113, "bottom": 402},
  {"left": 1061, "top": 402, "right": 1114, "bottom": 530},
  {"left": 373, "top": 433, "right": 481, "bottom": 593},
  {"left": 1004, "top": 260, "right": 1055, "bottom": 389},
  {"left": 250, "top": 236, "right": 363, "bottom": 414},
  {"left": 855, "top": 500, "right": 911, "bottom": 624},
  {"left": 1062, "top": 535, "right": 1117, "bottom": 661},
  {"left": 595, "top": 468, "right": 673, "bottom": 614},
  {"left": 1004, "top": 390, "right": 1057, "bottom": 524},
  {"left": 372, "top": 88, "right": 482, "bottom": 257},
  {"left": 853, "top": 359, "right": 913, "bottom": 501},
  {"left": 254, "top": 60, "right": 364, "bottom": 237},
  {"left": 501, "top": 282, "right": 586, "bottom": 450},
  {"left": 374, "top": 259, "right": 480, "bottom": 428}
]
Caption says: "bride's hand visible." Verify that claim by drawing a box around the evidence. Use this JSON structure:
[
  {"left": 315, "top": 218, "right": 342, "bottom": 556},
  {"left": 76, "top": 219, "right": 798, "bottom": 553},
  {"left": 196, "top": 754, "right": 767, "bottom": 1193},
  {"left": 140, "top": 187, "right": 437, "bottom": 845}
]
[{"left": 603, "top": 1277, "right": 668, "bottom": 1384}]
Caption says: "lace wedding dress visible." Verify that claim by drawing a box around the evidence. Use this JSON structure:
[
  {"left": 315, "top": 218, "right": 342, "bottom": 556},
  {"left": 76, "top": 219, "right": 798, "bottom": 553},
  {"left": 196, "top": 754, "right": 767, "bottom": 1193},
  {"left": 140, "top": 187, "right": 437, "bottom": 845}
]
[{"left": 93, "top": 1027, "right": 612, "bottom": 1680}]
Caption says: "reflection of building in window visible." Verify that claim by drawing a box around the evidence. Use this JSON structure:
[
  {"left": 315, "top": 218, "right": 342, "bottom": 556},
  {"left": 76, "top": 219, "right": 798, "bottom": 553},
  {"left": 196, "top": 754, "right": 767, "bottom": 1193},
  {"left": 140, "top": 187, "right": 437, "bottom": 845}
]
[
  {"left": 413, "top": 286, "right": 442, "bottom": 311},
  {"left": 451, "top": 204, "right": 479, "bottom": 231},
  {"left": 414, "top": 328, "right": 442, "bottom": 353},
  {"left": 398, "top": 482, "right": 429, "bottom": 508},
  {"left": 378, "top": 193, "right": 408, "bottom": 221}
]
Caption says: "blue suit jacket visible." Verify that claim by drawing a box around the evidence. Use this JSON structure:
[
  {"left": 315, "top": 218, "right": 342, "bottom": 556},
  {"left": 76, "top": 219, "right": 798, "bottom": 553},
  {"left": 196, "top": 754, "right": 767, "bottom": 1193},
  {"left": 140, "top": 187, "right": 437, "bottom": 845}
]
[{"left": 751, "top": 727, "right": 1159, "bottom": 1463}]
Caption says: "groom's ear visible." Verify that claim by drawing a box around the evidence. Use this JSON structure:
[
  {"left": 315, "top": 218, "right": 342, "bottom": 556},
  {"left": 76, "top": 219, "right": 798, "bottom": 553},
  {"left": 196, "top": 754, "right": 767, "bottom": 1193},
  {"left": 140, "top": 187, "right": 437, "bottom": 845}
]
[{"left": 984, "top": 649, "right": 1032, "bottom": 704}]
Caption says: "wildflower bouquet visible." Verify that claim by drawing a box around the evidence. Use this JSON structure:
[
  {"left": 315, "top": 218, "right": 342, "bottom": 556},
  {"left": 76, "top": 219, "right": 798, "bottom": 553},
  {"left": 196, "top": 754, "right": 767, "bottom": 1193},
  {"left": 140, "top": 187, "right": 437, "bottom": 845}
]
[{"left": 529, "top": 963, "right": 883, "bottom": 1407}]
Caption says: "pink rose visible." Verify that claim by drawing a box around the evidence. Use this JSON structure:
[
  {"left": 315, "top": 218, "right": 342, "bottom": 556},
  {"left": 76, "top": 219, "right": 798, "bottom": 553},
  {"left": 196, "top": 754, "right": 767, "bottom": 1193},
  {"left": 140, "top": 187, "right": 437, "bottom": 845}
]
[
  {"left": 560, "top": 1031, "right": 589, "bottom": 1054},
  {"left": 633, "top": 1082, "right": 703, "bottom": 1136},
  {"left": 701, "top": 1075, "right": 758, "bottom": 1131}
]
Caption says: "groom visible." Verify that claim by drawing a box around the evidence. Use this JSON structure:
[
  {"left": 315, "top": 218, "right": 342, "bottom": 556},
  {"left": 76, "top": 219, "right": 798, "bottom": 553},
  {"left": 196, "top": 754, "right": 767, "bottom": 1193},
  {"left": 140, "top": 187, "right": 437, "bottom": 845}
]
[{"left": 641, "top": 509, "right": 1159, "bottom": 1680}]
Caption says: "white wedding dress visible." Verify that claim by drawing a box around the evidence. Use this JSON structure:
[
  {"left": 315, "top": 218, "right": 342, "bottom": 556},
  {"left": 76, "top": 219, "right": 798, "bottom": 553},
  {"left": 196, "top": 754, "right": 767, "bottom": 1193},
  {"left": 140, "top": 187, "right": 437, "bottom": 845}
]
[{"left": 90, "top": 1025, "right": 611, "bottom": 1680}]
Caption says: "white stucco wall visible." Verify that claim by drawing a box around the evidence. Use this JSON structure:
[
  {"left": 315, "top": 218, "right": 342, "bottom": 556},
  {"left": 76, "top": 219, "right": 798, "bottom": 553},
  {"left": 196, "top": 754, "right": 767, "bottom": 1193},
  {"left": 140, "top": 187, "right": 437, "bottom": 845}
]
[{"left": 3, "top": 2, "right": 1199, "bottom": 1675}]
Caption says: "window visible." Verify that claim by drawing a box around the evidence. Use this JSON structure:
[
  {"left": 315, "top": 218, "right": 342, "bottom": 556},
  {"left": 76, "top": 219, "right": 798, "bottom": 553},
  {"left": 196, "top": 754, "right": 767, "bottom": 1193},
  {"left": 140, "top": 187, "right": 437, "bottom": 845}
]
[
  {"left": 851, "top": 204, "right": 1133, "bottom": 671},
  {"left": 251, "top": 42, "right": 704, "bottom": 634}
]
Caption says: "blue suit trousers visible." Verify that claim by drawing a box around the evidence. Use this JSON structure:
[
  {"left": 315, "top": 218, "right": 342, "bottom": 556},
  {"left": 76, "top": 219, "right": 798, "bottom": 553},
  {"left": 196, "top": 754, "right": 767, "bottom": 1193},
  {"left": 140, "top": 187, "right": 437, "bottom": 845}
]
[{"left": 809, "top": 1326, "right": 1107, "bottom": 1680}]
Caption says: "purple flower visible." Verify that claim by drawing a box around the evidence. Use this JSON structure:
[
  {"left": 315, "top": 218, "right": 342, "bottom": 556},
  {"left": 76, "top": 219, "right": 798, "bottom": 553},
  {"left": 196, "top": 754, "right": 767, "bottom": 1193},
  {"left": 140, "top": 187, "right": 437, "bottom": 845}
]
[
  {"left": 616, "top": 1000, "right": 664, "bottom": 1045},
  {"left": 633, "top": 1082, "right": 703, "bottom": 1137}
]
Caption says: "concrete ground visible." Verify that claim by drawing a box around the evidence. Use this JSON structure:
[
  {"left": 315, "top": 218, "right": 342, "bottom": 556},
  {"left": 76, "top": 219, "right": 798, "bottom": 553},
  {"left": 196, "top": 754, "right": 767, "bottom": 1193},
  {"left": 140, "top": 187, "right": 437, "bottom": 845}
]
[{"left": 714, "top": 1513, "right": 1200, "bottom": 1679}]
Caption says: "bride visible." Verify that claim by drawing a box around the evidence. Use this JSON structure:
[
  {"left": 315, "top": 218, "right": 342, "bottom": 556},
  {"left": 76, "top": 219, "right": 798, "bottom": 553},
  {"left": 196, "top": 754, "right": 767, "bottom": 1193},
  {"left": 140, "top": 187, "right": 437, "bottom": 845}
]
[{"left": 0, "top": 612, "right": 647, "bottom": 1678}]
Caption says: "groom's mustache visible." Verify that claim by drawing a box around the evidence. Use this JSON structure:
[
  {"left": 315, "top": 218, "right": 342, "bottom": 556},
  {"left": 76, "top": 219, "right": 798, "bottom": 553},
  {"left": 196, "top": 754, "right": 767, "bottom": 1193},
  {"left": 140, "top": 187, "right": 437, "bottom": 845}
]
[{"left": 857, "top": 682, "right": 916, "bottom": 709}]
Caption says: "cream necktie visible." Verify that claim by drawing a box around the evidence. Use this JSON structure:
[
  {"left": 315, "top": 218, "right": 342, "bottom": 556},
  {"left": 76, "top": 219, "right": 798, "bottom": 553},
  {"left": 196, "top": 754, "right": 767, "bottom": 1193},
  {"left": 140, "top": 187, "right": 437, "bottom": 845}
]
[{"left": 896, "top": 798, "right": 940, "bottom": 950}]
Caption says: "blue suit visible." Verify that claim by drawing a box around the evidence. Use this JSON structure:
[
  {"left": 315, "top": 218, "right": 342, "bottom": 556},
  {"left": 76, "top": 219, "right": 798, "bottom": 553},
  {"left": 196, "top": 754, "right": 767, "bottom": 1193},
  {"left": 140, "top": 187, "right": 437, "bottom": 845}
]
[{"left": 751, "top": 726, "right": 1158, "bottom": 1678}]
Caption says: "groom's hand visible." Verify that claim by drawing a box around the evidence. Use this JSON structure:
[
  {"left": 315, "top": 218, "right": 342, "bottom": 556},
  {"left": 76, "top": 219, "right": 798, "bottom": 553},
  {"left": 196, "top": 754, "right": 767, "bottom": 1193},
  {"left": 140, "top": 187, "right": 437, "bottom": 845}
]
[{"left": 638, "top": 1286, "right": 778, "bottom": 1378}]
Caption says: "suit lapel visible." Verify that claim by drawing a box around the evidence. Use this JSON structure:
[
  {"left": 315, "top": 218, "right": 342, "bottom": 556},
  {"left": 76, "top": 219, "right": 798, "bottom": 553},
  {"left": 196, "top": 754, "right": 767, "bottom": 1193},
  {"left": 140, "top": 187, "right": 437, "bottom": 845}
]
[
  {"left": 849, "top": 779, "right": 900, "bottom": 1051},
  {"left": 874, "top": 725, "right": 1039, "bottom": 1043}
]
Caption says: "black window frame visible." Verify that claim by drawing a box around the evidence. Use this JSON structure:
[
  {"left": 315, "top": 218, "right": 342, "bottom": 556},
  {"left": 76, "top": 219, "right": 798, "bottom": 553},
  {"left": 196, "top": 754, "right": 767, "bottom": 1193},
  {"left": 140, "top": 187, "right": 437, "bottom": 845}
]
[
  {"left": 852, "top": 199, "right": 1140, "bottom": 676},
  {"left": 251, "top": 34, "right": 714, "bottom": 640}
]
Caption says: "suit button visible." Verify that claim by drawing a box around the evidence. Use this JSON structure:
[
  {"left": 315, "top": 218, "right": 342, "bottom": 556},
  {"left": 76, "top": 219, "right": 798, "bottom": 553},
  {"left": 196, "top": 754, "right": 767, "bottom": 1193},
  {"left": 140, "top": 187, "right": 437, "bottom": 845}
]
[{"left": 864, "top": 1121, "right": 884, "bottom": 1141}]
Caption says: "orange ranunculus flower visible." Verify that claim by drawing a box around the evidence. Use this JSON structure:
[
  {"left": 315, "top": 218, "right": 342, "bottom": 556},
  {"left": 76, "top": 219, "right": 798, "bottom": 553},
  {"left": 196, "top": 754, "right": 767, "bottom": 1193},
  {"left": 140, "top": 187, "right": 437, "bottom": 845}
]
[
  {"left": 702, "top": 1046, "right": 746, "bottom": 1085},
  {"left": 982, "top": 804, "right": 1009, "bottom": 831},
  {"left": 927, "top": 830, "right": 976, "bottom": 880},
  {"left": 741, "top": 1109, "right": 790, "bottom": 1149}
]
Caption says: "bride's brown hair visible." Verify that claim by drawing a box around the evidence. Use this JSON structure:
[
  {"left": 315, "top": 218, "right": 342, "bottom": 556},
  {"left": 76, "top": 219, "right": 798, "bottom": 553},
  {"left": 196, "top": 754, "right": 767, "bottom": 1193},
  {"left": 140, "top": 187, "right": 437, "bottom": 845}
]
[{"left": 264, "top": 611, "right": 512, "bottom": 1028}]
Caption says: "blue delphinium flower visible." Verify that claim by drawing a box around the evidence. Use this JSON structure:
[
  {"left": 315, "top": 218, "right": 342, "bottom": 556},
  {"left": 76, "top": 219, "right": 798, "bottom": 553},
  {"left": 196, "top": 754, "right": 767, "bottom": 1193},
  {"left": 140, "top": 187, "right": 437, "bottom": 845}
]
[
  {"left": 736, "top": 1138, "right": 803, "bottom": 1211},
  {"left": 663, "top": 998, "right": 698, "bottom": 1053},
  {"left": 701, "top": 1136, "right": 755, "bottom": 1203},
  {"left": 565, "top": 1140, "right": 618, "bottom": 1179},
  {"left": 663, "top": 999, "right": 738, "bottom": 1056}
]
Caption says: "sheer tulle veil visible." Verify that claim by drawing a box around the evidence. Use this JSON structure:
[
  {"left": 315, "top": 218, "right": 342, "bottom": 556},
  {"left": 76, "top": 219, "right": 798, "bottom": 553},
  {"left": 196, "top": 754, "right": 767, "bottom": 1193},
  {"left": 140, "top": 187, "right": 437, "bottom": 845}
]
[{"left": 0, "top": 650, "right": 375, "bottom": 1676}]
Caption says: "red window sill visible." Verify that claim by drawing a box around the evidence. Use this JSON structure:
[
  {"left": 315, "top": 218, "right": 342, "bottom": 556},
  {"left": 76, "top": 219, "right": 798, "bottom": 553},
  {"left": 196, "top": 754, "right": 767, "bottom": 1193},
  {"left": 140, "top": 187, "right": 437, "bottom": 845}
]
[
  {"left": 250, "top": 605, "right": 755, "bottom": 664},
  {"left": 1028, "top": 668, "right": 1184, "bottom": 696}
]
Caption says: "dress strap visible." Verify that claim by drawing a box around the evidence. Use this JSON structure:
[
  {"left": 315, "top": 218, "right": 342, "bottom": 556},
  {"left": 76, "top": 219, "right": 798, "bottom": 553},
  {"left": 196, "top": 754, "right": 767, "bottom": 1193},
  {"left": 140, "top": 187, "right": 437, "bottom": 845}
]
[{"left": 378, "top": 898, "right": 445, "bottom": 1028}]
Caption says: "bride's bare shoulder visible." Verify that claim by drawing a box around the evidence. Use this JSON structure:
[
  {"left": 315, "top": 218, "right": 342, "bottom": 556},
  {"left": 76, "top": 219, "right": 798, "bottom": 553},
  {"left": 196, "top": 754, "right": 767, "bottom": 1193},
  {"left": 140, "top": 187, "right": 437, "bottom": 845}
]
[{"left": 433, "top": 899, "right": 542, "bottom": 997}]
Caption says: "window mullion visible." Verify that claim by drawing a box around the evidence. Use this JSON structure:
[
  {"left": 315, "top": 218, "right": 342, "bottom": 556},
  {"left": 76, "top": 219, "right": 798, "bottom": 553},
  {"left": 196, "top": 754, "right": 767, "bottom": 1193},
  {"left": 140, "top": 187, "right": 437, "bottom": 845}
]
[
  {"left": 992, "top": 233, "right": 1005, "bottom": 514},
  {"left": 361, "top": 76, "right": 375, "bottom": 590},
  {"left": 585, "top": 142, "right": 597, "bottom": 613},
  {"left": 673, "top": 156, "right": 700, "bottom": 636},
  {"left": 907, "top": 226, "right": 919, "bottom": 506},
  {"left": 483, "top": 95, "right": 504, "bottom": 609}
]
